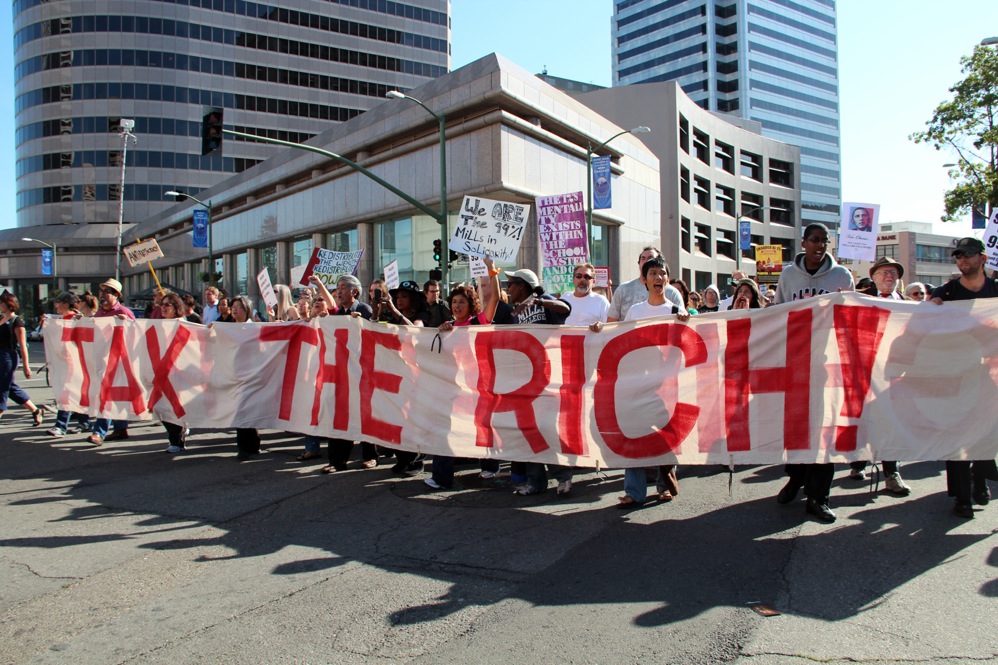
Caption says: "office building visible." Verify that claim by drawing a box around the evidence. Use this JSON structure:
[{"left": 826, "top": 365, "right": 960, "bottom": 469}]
[
  {"left": 4, "top": 0, "right": 449, "bottom": 312},
  {"left": 612, "top": 0, "right": 839, "bottom": 230}
]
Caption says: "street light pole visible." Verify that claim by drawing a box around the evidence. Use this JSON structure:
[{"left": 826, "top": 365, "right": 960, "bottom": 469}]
[
  {"left": 586, "top": 126, "right": 651, "bottom": 260},
  {"left": 735, "top": 205, "right": 771, "bottom": 273},
  {"left": 115, "top": 119, "right": 137, "bottom": 281},
  {"left": 166, "top": 191, "right": 213, "bottom": 287},
  {"left": 386, "top": 90, "right": 448, "bottom": 293},
  {"left": 22, "top": 237, "right": 57, "bottom": 291}
]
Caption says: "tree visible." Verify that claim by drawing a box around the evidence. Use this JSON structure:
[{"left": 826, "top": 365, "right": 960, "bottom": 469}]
[{"left": 911, "top": 45, "right": 998, "bottom": 222}]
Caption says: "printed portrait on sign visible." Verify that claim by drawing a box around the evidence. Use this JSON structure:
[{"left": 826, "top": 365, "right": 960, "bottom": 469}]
[{"left": 849, "top": 206, "right": 874, "bottom": 233}]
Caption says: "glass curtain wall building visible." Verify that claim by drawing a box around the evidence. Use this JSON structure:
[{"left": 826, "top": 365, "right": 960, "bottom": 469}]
[
  {"left": 13, "top": 0, "right": 450, "bottom": 229},
  {"left": 612, "top": 0, "right": 840, "bottom": 228}
]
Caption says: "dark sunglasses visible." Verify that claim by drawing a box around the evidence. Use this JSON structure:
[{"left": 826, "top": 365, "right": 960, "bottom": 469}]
[
  {"left": 953, "top": 251, "right": 981, "bottom": 259},
  {"left": 574, "top": 273, "right": 593, "bottom": 280}
]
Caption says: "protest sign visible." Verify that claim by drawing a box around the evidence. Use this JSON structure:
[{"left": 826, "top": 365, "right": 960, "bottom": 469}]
[
  {"left": 383, "top": 259, "right": 400, "bottom": 290},
  {"left": 592, "top": 155, "right": 612, "bottom": 210},
  {"left": 838, "top": 202, "right": 879, "bottom": 261},
  {"left": 469, "top": 256, "right": 488, "bottom": 278},
  {"left": 124, "top": 239, "right": 164, "bottom": 267},
  {"left": 257, "top": 268, "right": 278, "bottom": 309},
  {"left": 537, "top": 191, "right": 588, "bottom": 294},
  {"left": 754, "top": 245, "right": 784, "bottom": 285},
  {"left": 44, "top": 293, "right": 998, "bottom": 468},
  {"left": 451, "top": 196, "right": 530, "bottom": 263},
  {"left": 594, "top": 267, "right": 610, "bottom": 288},
  {"left": 289, "top": 264, "right": 307, "bottom": 288},
  {"left": 299, "top": 248, "right": 365, "bottom": 286},
  {"left": 981, "top": 209, "right": 998, "bottom": 272}
]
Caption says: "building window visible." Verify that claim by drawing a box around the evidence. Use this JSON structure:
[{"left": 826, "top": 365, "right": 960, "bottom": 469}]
[
  {"left": 292, "top": 237, "right": 312, "bottom": 267},
  {"left": 715, "top": 185, "right": 735, "bottom": 216},
  {"left": 680, "top": 166, "right": 691, "bottom": 203},
  {"left": 591, "top": 223, "right": 610, "bottom": 268},
  {"left": 740, "top": 151, "right": 762, "bottom": 181},
  {"left": 679, "top": 115, "right": 689, "bottom": 154},
  {"left": 769, "top": 158, "right": 793, "bottom": 187},
  {"left": 717, "top": 79, "right": 739, "bottom": 93},
  {"left": 770, "top": 199, "right": 795, "bottom": 226},
  {"left": 716, "top": 61, "right": 738, "bottom": 75},
  {"left": 714, "top": 141, "right": 734, "bottom": 173},
  {"left": 681, "top": 216, "right": 691, "bottom": 253},
  {"left": 716, "top": 99, "right": 740, "bottom": 112},
  {"left": 717, "top": 229, "right": 735, "bottom": 259},
  {"left": 327, "top": 229, "right": 357, "bottom": 253},
  {"left": 235, "top": 252, "right": 248, "bottom": 297},
  {"left": 694, "top": 176, "right": 710, "bottom": 209},
  {"left": 876, "top": 244, "right": 898, "bottom": 259},
  {"left": 693, "top": 129, "right": 710, "bottom": 163},
  {"left": 741, "top": 192, "right": 763, "bottom": 217},
  {"left": 695, "top": 223, "right": 712, "bottom": 256}
]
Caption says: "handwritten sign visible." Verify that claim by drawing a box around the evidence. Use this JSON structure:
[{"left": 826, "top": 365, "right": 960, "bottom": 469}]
[
  {"left": 537, "top": 191, "right": 588, "bottom": 294},
  {"left": 451, "top": 196, "right": 530, "bottom": 263},
  {"left": 257, "top": 268, "right": 278, "bottom": 309},
  {"left": 469, "top": 256, "right": 489, "bottom": 278},
  {"left": 299, "top": 248, "right": 365, "bottom": 286},
  {"left": 982, "top": 209, "right": 998, "bottom": 272},
  {"left": 124, "top": 239, "right": 164, "bottom": 267},
  {"left": 383, "top": 259, "right": 400, "bottom": 290}
]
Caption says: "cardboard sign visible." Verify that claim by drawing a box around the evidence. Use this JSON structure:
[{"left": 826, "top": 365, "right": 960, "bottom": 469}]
[
  {"left": 383, "top": 259, "right": 400, "bottom": 290},
  {"left": 299, "top": 248, "right": 365, "bottom": 286},
  {"left": 537, "top": 191, "right": 588, "bottom": 295},
  {"left": 594, "top": 266, "right": 610, "bottom": 288},
  {"left": 124, "top": 239, "right": 164, "bottom": 267},
  {"left": 838, "top": 202, "right": 880, "bottom": 262},
  {"left": 469, "top": 256, "right": 489, "bottom": 278},
  {"left": 257, "top": 268, "right": 278, "bottom": 309},
  {"left": 451, "top": 196, "right": 530, "bottom": 263}
]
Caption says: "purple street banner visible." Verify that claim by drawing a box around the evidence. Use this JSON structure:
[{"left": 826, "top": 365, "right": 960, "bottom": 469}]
[
  {"left": 192, "top": 209, "right": 209, "bottom": 248},
  {"left": 592, "top": 155, "right": 612, "bottom": 210},
  {"left": 536, "top": 191, "right": 589, "bottom": 294}
]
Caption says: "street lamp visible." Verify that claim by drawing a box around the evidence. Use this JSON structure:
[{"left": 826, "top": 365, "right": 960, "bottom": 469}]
[
  {"left": 735, "top": 205, "right": 771, "bottom": 273},
  {"left": 166, "top": 190, "right": 214, "bottom": 287},
  {"left": 586, "top": 126, "right": 651, "bottom": 259},
  {"left": 981, "top": 37, "right": 998, "bottom": 46},
  {"left": 22, "top": 237, "right": 57, "bottom": 291},
  {"left": 385, "top": 90, "right": 449, "bottom": 292}
]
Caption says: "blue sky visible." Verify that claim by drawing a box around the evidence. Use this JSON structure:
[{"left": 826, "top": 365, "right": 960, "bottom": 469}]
[{"left": 4, "top": 1, "right": 998, "bottom": 235}]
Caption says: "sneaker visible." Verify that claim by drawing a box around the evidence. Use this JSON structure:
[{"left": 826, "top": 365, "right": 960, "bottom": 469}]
[
  {"left": 479, "top": 470, "right": 497, "bottom": 479},
  {"left": 849, "top": 468, "right": 867, "bottom": 481},
  {"left": 165, "top": 445, "right": 185, "bottom": 454},
  {"left": 87, "top": 434, "right": 104, "bottom": 446},
  {"left": 954, "top": 501, "right": 975, "bottom": 519},
  {"left": 884, "top": 473, "right": 912, "bottom": 496},
  {"left": 46, "top": 427, "right": 66, "bottom": 438},
  {"left": 515, "top": 484, "right": 544, "bottom": 496},
  {"left": 557, "top": 479, "right": 572, "bottom": 496},
  {"left": 424, "top": 477, "right": 445, "bottom": 490},
  {"left": 66, "top": 426, "right": 83, "bottom": 434}
]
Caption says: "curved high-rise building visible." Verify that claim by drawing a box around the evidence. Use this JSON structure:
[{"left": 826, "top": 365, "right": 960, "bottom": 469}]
[{"left": 5, "top": 0, "right": 449, "bottom": 308}]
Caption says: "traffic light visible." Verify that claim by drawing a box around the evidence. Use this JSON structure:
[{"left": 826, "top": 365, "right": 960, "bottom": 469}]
[
  {"left": 201, "top": 108, "right": 223, "bottom": 156},
  {"left": 432, "top": 239, "right": 442, "bottom": 264},
  {"left": 429, "top": 268, "right": 442, "bottom": 281},
  {"left": 449, "top": 250, "right": 459, "bottom": 263}
]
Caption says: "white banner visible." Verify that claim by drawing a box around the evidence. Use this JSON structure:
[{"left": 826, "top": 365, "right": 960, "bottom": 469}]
[{"left": 43, "top": 294, "right": 998, "bottom": 467}]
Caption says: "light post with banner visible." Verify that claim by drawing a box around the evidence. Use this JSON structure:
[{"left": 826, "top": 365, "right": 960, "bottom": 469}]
[
  {"left": 165, "top": 191, "right": 214, "bottom": 287},
  {"left": 586, "top": 126, "right": 650, "bottom": 259},
  {"left": 22, "top": 237, "right": 57, "bottom": 292}
]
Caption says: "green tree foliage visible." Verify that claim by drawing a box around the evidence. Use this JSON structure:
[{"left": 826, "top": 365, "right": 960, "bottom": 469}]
[{"left": 911, "top": 45, "right": 998, "bottom": 221}]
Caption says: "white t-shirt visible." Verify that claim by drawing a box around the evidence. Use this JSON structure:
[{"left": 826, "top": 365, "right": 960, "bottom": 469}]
[
  {"left": 561, "top": 291, "right": 610, "bottom": 326},
  {"left": 608, "top": 278, "right": 685, "bottom": 320},
  {"left": 624, "top": 300, "right": 680, "bottom": 322}
]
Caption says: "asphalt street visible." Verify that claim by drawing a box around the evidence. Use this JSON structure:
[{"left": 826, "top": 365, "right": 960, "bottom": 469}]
[{"left": 1, "top": 341, "right": 996, "bottom": 664}]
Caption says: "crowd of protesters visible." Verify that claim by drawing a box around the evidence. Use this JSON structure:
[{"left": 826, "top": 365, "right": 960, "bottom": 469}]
[{"left": 9, "top": 224, "right": 996, "bottom": 523}]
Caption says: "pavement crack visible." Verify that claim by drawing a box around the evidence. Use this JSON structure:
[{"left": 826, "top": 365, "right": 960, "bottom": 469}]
[
  {"left": 742, "top": 652, "right": 998, "bottom": 663},
  {"left": 13, "top": 561, "right": 81, "bottom": 582}
]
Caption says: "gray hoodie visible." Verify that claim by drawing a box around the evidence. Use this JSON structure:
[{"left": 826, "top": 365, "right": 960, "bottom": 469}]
[{"left": 774, "top": 252, "right": 854, "bottom": 304}]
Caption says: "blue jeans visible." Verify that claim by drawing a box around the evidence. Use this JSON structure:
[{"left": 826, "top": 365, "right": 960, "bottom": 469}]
[
  {"left": 92, "top": 418, "right": 128, "bottom": 439},
  {"left": 54, "top": 410, "right": 91, "bottom": 432},
  {"left": 623, "top": 466, "right": 675, "bottom": 502},
  {"left": 303, "top": 435, "right": 324, "bottom": 454},
  {"left": 0, "top": 349, "right": 31, "bottom": 412}
]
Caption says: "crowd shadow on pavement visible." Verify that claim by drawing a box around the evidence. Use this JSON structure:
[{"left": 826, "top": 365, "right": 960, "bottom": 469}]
[{"left": 1, "top": 424, "right": 995, "bottom": 634}]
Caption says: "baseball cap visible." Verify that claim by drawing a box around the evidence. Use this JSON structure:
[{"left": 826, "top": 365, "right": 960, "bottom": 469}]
[{"left": 952, "top": 237, "right": 985, "bottom": 256}]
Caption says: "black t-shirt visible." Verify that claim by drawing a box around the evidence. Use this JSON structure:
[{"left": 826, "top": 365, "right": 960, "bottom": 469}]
[
  {"left": 494, "top": 294, "right": 569, "bottom": 325},
  {"left": 0, "top": 316, "right": 24, "bottom": 351},
  {"left": 931, "top": 277, "right": 998, "bottom": 301}
]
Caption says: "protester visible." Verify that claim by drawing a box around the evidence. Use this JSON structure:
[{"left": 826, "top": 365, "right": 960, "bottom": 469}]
[
  {"left": 422, "top": 279, "right": 451, "bottom": 327},
  {"left": 146, "top": 289, "right": 169, "bottom": 319},
  {"left": 904, "top": 282, "right": 927, "bottom": 301},
  {"left": 272, "top": 284, "right": 300, "bottom": 321},
  {"left": 773, "top": 223, "right": 854, "bottom": 523},
  {"left": 848, "top": 257, "right": 912, "bottom": 495},
  {"left": 561, "top": 262, "right": 610, "bottom": 326},
  {"left": 669, "top": 279, "right": 699, "bottom": 315},
  {"left": 592, "top": 257, "right": 688, "bottom": 508},
  {"left": 0, "top": 292, "right": 43, "bottom": 426},
  {"left": 88, "top": 278, "right": 135, "bottom": 446},
  {"left": 719, "top": 271, "right": 747, "bottom": 310},
  {"left": 217, "top": 297, "right": 234, "bottom": 323},
  {"left": 202, "top": 286, "right": 221, "bottom": 324},
  {"left": 729, "top": 278, "right": 764, "bottom": 310},
  {"left": 369, "top": 279, "right": 392, "bottom": 322},
  {"left": 296, "top": 293, "right": 312, "bottom": 320},
  {"left": 688, "top": 290, "right": 703, "bottom": 310},
  {"left": 929, "top": 237, "right": 998, "bottom": 518},
  {"left": 425, "top": 257, "right": 502, "bottom": 488},
  {"left": 384, "top": 281, "right": 428, "bottom": 326},
  {"left": 79, "top": 292, "right": 99, "bottom": 317},
  {"left": 607, "top": 247, "right": 684, "bottom": 321},
  {"left": 158, "top": 294, "right": 191, "bottom": 454},
  {"left": 697, "top": 285, "right": 721, "bottom": 313},
  {"left": 46, "top": 292, "right": 91, "bottom": 437},
  {"left": 228, "top": 296, "right": 263, "bottom": 460},
  {"left": 493, "top": 267, "right": 574, "bottom": 496},
  {"left": 182, "top": 294, "right": 202, "bottom": 324}
]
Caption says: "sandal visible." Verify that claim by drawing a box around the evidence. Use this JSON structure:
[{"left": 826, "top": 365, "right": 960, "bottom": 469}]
[
  {"left": 657, "top": 491, "right": 674, "bottom": 503},
  {"left": 31, "top": 409, "right": 43, "bottom": 427},
  {"left": 616, "top": 495, "right": 641, "bottom": 509},
  {"left": 319, "top": 465, "right": 337, "bottom": 474},
  {"left": 296, "top": 452, "right": 323, "bottom": 462}
]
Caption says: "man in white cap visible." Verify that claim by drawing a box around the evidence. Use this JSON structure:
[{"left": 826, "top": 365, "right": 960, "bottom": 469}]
[{"left": 88, "top": 278, "right": 135, "bottom": 446}]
